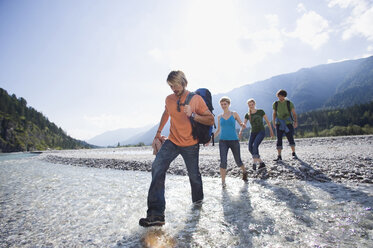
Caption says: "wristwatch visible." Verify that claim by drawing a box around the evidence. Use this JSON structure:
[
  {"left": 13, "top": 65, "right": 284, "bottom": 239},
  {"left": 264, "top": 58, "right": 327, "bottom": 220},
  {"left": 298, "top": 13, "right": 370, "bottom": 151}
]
[{"left": 191, "top": 112, "right": 196, "bottom": 120}]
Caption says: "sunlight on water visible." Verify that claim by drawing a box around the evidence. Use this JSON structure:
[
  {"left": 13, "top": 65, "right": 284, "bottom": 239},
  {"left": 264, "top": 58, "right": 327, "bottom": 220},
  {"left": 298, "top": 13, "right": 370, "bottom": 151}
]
[{"left": 0, "top": 153, "right": 372, "bottom": 247}]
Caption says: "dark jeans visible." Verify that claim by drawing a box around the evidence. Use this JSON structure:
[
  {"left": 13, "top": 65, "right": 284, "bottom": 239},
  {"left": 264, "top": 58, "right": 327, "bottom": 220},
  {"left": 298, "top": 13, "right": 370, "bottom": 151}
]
[
  {"left": 219, "top": 140, "right": 244, "bottom": 169},
  {"left": 276, "top": 124, "right": 296, "bottom": 149},
  {"left": 248, "top": 130, "right": 265, "bottom": 158},
  {"left": 147, "top": 140, "right": 203, "bottom": 217}
]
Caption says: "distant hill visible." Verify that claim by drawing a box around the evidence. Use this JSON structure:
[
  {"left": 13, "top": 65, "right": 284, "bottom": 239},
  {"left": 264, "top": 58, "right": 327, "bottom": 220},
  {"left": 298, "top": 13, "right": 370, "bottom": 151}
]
[
  {"left": 87, "top": 125, "right": 152, "bottom": 147},
  {"left": 126, "top": 56, "right": 373, "bottom": 145},
  {"left": 213, "top": 55, "right": 373, "bottom": 122},
  {"left": 295, "top": 100, "right": 373, "bottom": 137},
  {"left": 0, "top": 88, "right": 94, "bottom": 152}
]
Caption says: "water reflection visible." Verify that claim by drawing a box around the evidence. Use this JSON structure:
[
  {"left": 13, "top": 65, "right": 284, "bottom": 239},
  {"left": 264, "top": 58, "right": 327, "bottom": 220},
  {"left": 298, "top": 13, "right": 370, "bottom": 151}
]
[
  {"left": 221, "top": 183, "right": 254, "bottom": 247},
  {"left": 1, "top": 154, "right": 372, "bottom": 248}
]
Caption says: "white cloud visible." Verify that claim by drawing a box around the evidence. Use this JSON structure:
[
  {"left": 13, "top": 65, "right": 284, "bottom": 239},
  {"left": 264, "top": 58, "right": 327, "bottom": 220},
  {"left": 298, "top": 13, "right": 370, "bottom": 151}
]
[
  {"left": 297, "top": 3, "right": 307, "bottom": 13},
  {"left": 288, "top": 10, "right": 330, "bottom": 50},
  {"left": 327, "top": 58, "right": 350, "bottom": 63},
  {"left": 368, "top": 45, "right": 373, "bottom": 52},
  {"left": 242, "top": 15, "right": 284, "bottom": 58},
  {"left": 160, "top": 1, "right": 286, "bottom": 93},
  {"left": 328, "top": 0, "right": 373, "bottom": 40},
  {"left": 343, "top": 6, "right": 373, "bottom": 40}
]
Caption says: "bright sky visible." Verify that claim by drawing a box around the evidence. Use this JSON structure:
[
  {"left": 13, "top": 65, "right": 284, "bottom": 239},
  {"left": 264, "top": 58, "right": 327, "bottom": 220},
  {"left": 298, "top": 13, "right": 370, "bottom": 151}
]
[{"left": 1, "top": 0, "right": 372, "bottom": 141}]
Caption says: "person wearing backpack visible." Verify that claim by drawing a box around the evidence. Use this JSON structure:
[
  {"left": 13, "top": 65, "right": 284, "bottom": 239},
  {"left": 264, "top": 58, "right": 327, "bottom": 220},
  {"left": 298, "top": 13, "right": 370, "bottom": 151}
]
[
  {"left": 272, "top": 89, "right": 298, "bottom": 161},
  {"left": 239, "top": 98, "right": 274, "bottom": 171},
  {"left": 139, "top": 70, "right": 214, "bottom": 227},
  {"left": 214, "top": 96, "right": 248, "bottom": 188}
]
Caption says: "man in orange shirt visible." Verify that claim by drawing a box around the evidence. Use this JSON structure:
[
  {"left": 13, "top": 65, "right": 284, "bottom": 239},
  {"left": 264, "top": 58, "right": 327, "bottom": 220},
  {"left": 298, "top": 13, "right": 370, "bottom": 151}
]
[{"left": 139, "top": 70, "right": 214, "bottom": 227}]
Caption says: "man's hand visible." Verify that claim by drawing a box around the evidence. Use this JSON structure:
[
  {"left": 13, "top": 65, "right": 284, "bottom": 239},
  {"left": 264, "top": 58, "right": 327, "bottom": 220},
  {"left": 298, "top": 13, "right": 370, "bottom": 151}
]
[
  {"left": 293, "top": 120, "right": 298, "bottom": 128},
  {"left": 184, "top": 104, "right": 192, "bottom": 117}
]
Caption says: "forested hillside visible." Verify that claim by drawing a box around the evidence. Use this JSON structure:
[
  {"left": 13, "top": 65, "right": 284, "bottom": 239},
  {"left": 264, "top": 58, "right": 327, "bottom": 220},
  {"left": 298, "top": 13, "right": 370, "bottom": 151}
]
[
  {"left": 295, "top": 101, "right": 373, "bottom": 138},
  {"left": 238, "top": 101, "right": 373, "bottom": 141},
  {"left": 212, "top": 55, "right": 373, "bottom": 121},
  {"left": 0, "top": 88, "right": 93, "bottom": 152}
]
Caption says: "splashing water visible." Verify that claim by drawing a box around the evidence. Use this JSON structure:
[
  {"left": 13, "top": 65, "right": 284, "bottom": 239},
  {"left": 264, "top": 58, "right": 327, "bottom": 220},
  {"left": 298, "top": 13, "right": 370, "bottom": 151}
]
[{"left": 0, "top": 153, "right": 372, "bottom": 247}]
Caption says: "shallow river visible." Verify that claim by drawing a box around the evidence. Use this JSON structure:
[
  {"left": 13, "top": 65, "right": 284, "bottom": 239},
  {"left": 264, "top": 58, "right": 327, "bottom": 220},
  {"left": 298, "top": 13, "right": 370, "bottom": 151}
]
[{"left": 0, "top": 153, "right": 372, "bottom": 247}]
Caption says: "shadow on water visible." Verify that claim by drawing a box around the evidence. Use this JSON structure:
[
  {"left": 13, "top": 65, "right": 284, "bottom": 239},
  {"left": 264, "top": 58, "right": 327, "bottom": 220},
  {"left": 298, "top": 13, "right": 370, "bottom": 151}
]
[
  {"left": 256, "top": 156, "right": 373, "bottom": 233},
  {"left": 258, "top": 178, "right": 315, "bottom": 228},
  {"left": 220, "top": 183, "right": 273, "bottom": 247},
  {"left": 115, "top": 204, "right": 201, "bottom": 248},
  {"left": 297, "top": 158, "right": 372, "bottom": 209},
  {"left": 173, "top": 203, "right": 202, "bottom": 247}
]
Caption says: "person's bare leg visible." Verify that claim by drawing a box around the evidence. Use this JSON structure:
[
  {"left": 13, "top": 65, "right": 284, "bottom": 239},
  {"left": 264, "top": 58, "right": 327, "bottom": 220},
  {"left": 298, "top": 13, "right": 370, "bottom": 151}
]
[
  {"left": 240, "top": 165, "right": 248, "bottom": 181},
  {"left": 220, "top": 168, "right": 227, "bottom": 187}
]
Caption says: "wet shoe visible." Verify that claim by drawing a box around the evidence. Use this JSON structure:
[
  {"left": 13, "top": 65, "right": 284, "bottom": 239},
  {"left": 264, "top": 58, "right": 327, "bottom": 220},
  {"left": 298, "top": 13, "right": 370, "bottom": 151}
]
[
  {"left": 242, "top": 171, "right": 248, "bottom": 182},
  {"left": 139, "top": 215, "right": 165, "bottom": 227},
  {"left": 252, "top": 163, "right": 257, "bottom": 171},
  {"left": 258, "top": 162, "right": 266, "bottom": 170},
  {"left": 273, "top": 155, "right": 282, "bottom": 162},
  {"left": 292, "top": 152, "right": 298, "bottom": 159}
]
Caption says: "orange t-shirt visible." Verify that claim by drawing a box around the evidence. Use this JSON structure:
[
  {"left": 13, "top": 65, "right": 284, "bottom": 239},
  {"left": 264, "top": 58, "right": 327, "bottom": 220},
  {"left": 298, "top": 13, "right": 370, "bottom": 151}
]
[{"left": 165, "top": 91, "right": 209, "bottom": 147}]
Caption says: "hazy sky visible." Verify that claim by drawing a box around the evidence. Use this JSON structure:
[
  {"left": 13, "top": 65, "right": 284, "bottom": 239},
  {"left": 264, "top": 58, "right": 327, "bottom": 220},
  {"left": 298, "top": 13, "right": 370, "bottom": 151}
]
[{"left": 1, "top": 0, "right": 372, "bottom": 141}]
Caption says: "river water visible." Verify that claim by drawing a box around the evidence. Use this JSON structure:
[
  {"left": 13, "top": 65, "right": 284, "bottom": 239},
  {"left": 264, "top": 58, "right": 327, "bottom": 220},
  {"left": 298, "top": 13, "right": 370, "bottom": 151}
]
[{"left": 0, "top": 153, "right": 372, "bottom": 247}]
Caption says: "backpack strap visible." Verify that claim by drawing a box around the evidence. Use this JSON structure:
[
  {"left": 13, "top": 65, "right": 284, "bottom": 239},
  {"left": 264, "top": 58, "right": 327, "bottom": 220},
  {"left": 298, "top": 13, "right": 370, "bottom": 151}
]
[
  {"left": 184, "top": 92, "right": 195, "bottom": 105},
  {"left": 286, "top": 100, "right": 294, "bottom": 121}
]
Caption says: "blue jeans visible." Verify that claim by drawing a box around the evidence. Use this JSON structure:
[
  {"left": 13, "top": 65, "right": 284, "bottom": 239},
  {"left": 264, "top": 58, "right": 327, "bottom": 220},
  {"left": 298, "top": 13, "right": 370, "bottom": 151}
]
[
  {"left": 219, "top": 140, "right": 243, "bottom": 169},
  {"left": 147, "top": 140, "right": 203, "bottom": 217},
  {"left": 276, "top": 124, "right": 296, "bottom": 149},
  {"left": 248, "top": 130, "right": 265, "bottom": 158}
]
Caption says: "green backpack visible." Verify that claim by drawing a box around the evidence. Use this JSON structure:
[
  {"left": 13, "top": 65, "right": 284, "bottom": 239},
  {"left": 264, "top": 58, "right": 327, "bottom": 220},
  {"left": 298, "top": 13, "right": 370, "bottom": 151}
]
[{"left": 274, "top": 100, "right": 293, "bottom": 121}]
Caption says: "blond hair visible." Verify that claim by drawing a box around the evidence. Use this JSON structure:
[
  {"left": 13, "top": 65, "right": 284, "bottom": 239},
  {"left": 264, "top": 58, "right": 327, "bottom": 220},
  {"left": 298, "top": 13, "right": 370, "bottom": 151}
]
[
  {"left": 219, "top": 96, "right": 231, "bottom": 105},
  {"left": 167, "top": 70, "right": 188, "bottom": 87}
]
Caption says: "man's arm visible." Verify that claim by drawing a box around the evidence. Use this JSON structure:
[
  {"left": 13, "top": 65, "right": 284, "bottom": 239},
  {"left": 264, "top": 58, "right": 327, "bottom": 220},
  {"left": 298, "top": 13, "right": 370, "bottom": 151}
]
[
  {"left": 272, "top": 110, "right": 277, "bottom": 128},
  {"left": 155, "top": 109, "right": 169, "bottom": 139},
  {"left": 214, "top": 115, "right": 221, "bottom": 137},
  {"left": 291, "top": 108, "right": 298, "bottom": 128},
  {"left": 192, "top": 110, "right": 214, "bottom": 126},
  {"left": 184, "top": 103, "right": 214, "bottom": 126}
]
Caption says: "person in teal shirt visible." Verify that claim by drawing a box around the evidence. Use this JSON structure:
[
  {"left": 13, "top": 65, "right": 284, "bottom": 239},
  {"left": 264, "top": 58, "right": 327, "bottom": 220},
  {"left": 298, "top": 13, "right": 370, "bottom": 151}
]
[
  {"left": 272, "top": 89, "right": 298, "bottom": 161},
  {"left": 213, "top": 96, "right": 248, "bottom": 188},
  {"left": 239, "top": 98, "right": 274, "bottom": 170}
]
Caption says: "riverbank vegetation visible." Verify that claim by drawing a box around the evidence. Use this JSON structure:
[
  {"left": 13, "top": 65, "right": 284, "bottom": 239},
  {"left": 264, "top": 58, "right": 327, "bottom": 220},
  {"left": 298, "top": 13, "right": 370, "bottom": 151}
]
[
  {"left": 0, "top": 88, "right": 93, "bottom": 152},
  {"left": 238, "top": 101, "right": 373, "bottom": 141}
]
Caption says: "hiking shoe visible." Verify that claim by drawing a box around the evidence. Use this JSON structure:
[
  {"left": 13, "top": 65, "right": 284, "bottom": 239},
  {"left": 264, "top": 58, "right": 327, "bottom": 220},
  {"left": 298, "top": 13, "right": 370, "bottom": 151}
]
[
  {"left": 222, "top": 182, "right": 226, "bottom": 188},
  {"left": 292, "top": 152, "right": 298, "bottom": 159},
  {"left": 242, "top": 171, "right": 248, "bottom": 182},
  {"left": 252, "top": 163, "right": 257, "bottom": 171},
  {"left": 139, "top": 215, "right": 165, "bottom": 227},
  {"left": 273, "top": 155, "right": 282, "bottom": 162},
  {"left": 258, "top": 162, "right": 266, "bottom": 170}
]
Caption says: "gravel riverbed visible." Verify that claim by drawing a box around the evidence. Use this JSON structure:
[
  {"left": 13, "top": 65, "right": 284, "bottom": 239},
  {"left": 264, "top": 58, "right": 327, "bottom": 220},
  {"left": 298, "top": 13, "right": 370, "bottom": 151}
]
[
  {"left": 1, "top": 135, "right": 373, "bottom": 247},
  {"left": 42, "top": 135, "right": 373, "bottom": 184}
]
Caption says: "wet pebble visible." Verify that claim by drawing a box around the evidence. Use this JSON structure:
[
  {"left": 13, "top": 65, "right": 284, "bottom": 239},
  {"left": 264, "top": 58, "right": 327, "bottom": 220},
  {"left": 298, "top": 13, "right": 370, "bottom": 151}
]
[{"left": 42, "top": 135, "right": 373, "bottom": 184}]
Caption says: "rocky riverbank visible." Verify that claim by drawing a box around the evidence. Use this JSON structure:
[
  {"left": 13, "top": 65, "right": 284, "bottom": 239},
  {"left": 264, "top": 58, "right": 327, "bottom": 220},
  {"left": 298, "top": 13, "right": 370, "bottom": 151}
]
[{"left": 41, "top": 135, "right": 373, "bottom": 184}]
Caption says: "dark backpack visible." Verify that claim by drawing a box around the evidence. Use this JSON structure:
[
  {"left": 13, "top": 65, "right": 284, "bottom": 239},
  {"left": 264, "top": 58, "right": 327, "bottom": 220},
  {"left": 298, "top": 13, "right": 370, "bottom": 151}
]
[
  {"left": 274, "top": 100, "right": 293, "bottom": 121},
  {"left": 185, "top": 88, "right": 215, "bottom": 145}
]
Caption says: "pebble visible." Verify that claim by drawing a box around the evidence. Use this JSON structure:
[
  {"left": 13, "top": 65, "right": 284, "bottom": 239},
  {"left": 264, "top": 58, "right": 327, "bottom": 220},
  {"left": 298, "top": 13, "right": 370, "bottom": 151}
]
[{"left": 42, "top": 135, "right": 373, "bottom": 184}]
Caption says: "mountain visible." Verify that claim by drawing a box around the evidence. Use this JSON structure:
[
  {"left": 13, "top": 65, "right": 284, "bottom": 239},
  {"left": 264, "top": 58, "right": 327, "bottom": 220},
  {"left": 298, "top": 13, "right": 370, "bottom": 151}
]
[
  {"left": 213, "top": 55, "right": 373, "bottom": 121},
  {"left": 121, "top": 121, "right": 171, "bottom": 146},
  {"left": 123, "top": 56, "right": 373, "bottom": 145},
  {"left": 87, "top": 125, "right": 152, "bottom": 147},
  {"left": 0, "top": 88, "right": 94, "bottom": 152}
]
